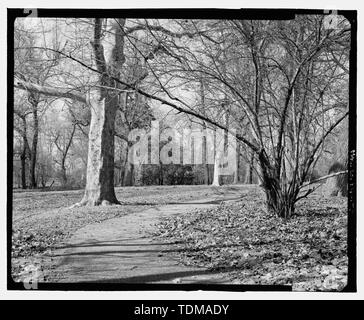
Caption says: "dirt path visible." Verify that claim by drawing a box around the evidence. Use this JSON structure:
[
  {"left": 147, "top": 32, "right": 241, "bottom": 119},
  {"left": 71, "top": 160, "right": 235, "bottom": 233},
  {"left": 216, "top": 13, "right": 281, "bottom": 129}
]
[{"left": 49, "top": 187, "right": 243, "bottom": 284}]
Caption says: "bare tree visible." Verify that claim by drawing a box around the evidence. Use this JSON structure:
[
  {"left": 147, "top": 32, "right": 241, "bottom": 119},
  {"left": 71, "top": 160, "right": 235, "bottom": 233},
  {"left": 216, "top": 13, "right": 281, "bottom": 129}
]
[
  {"left": 139, "top": 17, "right": 350, "bottom": 217},
  {"left": 14, "top": 19, "right": 62, "bottom": 188},
  {"left": 51, "top": 120, "right": 77, "bottom": 186}
]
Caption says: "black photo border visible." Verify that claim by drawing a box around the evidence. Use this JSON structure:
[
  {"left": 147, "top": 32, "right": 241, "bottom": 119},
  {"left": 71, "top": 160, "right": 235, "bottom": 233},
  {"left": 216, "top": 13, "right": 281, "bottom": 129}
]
[{"left": 7, "top": 8, "right": 357, "bottom": 292}]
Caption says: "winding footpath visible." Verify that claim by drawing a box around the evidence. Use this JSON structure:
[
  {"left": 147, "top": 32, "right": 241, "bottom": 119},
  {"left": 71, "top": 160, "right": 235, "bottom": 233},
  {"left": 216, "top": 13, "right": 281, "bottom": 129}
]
[{"left": 50, "top": 188, "right": 243, "bottom": 284}]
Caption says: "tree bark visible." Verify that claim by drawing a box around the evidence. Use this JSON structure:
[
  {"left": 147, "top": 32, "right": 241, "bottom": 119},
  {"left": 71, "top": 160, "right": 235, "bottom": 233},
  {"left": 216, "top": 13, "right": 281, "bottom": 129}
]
[
  {"left": 202, "top": 126, "right": 209, "bottom": 185},
  {"left": 15, "top": 80, "right": 87, "bottom": 104},
  {"left": 212, "top": 155, "right": 220, "bottom": 186},
  {"left": 54, "top": 122, "right": 76, "bottom": 188},
  {"left": 61, "top": 161, "right": 67, "bottom": 187},
  {"left": 245, "top": 152, "right": 254, "bottom": 184},
  {"left": 78, "top": 97, "right": 120, "bottom": 205},
  {"left": 28, "top": 96, "right": 39, "bottom": 188},
  {"left": 20, "top": 117, "right": 29, "bottom": 189},
  {"left": 233, "top": 143, "right": 240, "bottom": 184},
  {"left": 159, "top": 162, "right": 164, "bottom": 185},
  {"left": 84, "top": 97, "right": 119, "bottom": 204},
  {"left": 20, "top": 148, "right": 27, "bottom": 189},
  {"left": 200, "top": 80, "right": 210, "bottom": 185},
  {"left": 75, "top": 18, "right": 127, "bottom": 206},
  {"left": 211, "top": 127, "right": 221, "bottom": 186}
]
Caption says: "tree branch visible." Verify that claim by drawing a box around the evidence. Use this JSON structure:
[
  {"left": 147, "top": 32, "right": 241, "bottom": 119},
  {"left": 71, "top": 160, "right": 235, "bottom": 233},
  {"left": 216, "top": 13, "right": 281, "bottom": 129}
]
[
  {"left": 125, "top": 22, "right": 195, "bottom": 39},
  {"left": 114, "top": 132, "right": 128, "bottom": 142},
  {"left": 299, "top": 170, "right": 347, "bottom": 190},
  {"left": 306, "top": 111, "right": 349, "bottom": 170},
  {"left": 15, "top": 46, "right": 260, "bottom": 155},
  {"left": 15, "top": 80, "right": 87, "bottom": 104}
]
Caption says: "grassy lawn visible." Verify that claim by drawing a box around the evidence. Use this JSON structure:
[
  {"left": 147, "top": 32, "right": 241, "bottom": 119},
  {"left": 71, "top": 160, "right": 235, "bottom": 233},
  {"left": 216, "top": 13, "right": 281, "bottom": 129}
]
[
  {"left": 11, "top": 185, "right": 229, "bottom": 281},
  {"left": 155, "top": 186, "right": 348, "bottom": 291}
]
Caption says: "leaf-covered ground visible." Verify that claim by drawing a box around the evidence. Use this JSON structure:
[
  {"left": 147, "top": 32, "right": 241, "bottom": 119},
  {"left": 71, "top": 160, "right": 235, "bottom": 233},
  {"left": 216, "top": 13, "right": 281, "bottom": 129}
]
[
  {"left": 11, "top": 185, "right": 225, "bottom": 282},
  {"left": 155, "top": 186, "right": 348, "bottom": 291}
]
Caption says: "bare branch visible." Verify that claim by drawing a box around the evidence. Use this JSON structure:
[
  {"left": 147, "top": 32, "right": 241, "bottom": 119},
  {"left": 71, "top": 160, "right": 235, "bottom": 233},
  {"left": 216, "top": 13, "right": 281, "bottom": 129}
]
[
  {"left": 299, "top": 170, "right": 347, "bottom": 190},
  {"left": 15, "top": 80, "right": 87, "bottom": 104}
]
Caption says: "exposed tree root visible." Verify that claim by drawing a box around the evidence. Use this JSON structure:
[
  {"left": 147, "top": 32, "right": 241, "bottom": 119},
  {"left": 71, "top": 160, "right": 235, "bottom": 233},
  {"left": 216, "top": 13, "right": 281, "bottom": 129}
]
[{"left": 69, "top": 198, "right": 121, "bottom": 209}]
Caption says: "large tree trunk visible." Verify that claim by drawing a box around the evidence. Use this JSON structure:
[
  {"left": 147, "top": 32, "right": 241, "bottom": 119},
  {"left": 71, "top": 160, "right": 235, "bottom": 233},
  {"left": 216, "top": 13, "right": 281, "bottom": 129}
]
[
  {"left": 200, "top": 81, "right": 210, "bottom": 185},
  {"left": 204, "top": 160, "right": 210, "bottom": 185},
  {"left": 29, "top": 99, "right": 38, "bottom": 188},
  {"left": 211, "top": 128, "right": 221, "bottom": 186},
  {"left": 159, "top": 162, "right": 164, "bottom": 185},
  {"left": 212, "top": 155, "right": 220, "bottom": 186},
  {"left": 56, "top": 123, "right": 76, "bottom": 188},
  {"left": 78, "top": 97, "right": 120, "bottom": 206},
  {"left": 20, "top": 148, "right": 27, "bottom": 189},
  {"left": 61, "top": 161, "right": 67, "bottom": 187},
  {"left": 233, "top": 142, "right": 240, "bottom": 184},
  {"left": 20, "top": 116, "right": 30, "bottom": 189},
  {"left": 16, "top": 106, "right": 31, "bottom": 189},
  {"left": 245, "top": 152, "right": 254, "bottom": 184},
  {"left": 202, "top": 127, "right": 209, "bottom": 185},
  {"left": 76, "top": 18, "right": 127, "bottom": 206}
]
